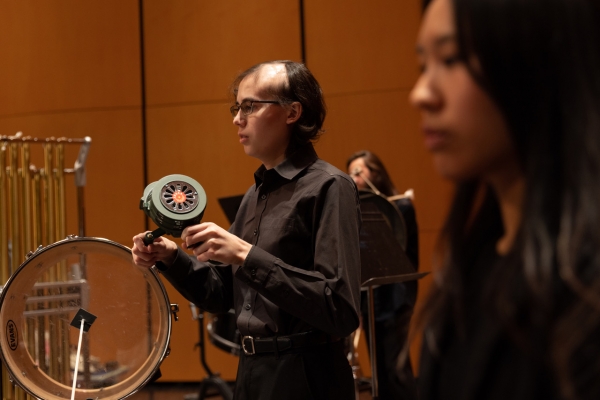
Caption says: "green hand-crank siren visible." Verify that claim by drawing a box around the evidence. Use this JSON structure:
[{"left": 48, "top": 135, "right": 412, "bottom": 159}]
[{"left": 139, "top": 174, "right": 207, "bottom": 245}]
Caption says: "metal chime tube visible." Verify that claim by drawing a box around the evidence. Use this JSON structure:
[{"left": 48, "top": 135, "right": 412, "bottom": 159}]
[
  {"left": 31, "top": 169, "right": 48, "bottom": 380},
  {"left": 10, "top": 142, "right": 25, "bottom": 400},
  {"left": 17, "top": 140, "right": 32, "bottom": 400},
  {"left": 20, "top": 148, "right": 39, "bottom": 400},
  {"left": 55, "top": 143, "right": 66, "bottom": 258},
  {"left": 55, "top": 143, "right": 72, "bottom": 385},
  {"left": 0, "top": 143, "right": 8, "bottom": 283},
  {"left": 42, "top": 142, "right": 55, "bottom": 254},
  {"left": 42, "top": 142, "right": 61, "bottom": 383},
  {"left": 3, "top": 140, "right": 28, "bottom": 400},
  {"left": 21, "top": 142, "right": 38, "bottom": 396},
  {"left": 9, "top": 143, "right": 22, "bottom": 275},
  {"left": 20, "top": 143, "right": 32, "bottom": 262}
]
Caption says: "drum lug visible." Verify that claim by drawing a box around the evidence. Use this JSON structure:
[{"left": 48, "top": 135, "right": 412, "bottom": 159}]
[
  {"left": 170, "top": 303, "right": 179, "bottom": 321},
  {"left": 26, "top": 245, "right": 44, "bottom": 259}
]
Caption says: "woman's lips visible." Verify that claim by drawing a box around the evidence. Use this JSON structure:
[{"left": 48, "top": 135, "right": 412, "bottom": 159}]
[{"left": 422, "top": 127, "right": 448, "bottom": 151}]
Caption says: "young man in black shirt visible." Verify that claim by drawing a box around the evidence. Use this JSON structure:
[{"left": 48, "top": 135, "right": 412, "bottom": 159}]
[{"left": 132, "top": 61, "right": 361, "bottom": 400}]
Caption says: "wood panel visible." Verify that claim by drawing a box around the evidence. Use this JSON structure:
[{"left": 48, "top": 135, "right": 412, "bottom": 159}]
[
  {"left": 0, "top": 0, "right": 141, "bottom": 116},
  {"left": 143, "top": 0, "right": 302, "bottom": 105},
  {"left": 304, "top": 0, "right": 421, "bottom": 95}
]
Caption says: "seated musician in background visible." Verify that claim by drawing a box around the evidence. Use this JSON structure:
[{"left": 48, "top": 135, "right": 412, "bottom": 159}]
[
  {"left": 346, "top": 150, "right": 419, "bottom": 400},
  {"left": 132, "top": 61, "right": 362, "bottom": 400}
]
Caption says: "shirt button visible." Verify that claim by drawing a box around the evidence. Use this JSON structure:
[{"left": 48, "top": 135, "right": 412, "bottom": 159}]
[
  {"left": 253, "top": 229, "right": 257, "bottom": 235},
  {"left": 261, "top": 194, "right": 266, "bottom": 200},
  {"left": 245, "top": 303, "right": 251, "bottom": 310}
]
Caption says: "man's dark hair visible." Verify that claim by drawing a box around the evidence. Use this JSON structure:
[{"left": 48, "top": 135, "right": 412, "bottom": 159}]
[{"left": 231, "top": 60, "right": 327, "bottom": 151}]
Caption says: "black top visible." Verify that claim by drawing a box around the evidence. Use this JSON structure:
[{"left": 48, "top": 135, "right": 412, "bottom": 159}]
[
  {"left": 419, "top": 240, "right": 557, "bottom": 400},
  {"left": 158, "top": 144, "right": 362, "bottom": 338}
]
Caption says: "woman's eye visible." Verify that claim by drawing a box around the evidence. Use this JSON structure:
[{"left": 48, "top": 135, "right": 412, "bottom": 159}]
[{"left": 443, "top": 55, "right": 459, "bottom": 67}]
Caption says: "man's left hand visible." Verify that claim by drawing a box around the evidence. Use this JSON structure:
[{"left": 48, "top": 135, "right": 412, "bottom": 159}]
[{"left": 181, "top": 222, "right": 252, "bottom": 265}]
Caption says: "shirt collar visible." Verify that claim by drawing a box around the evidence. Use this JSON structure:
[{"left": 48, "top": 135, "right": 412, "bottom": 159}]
[{"left": 254, "top": 143, "right": 318, "bottom": 186}]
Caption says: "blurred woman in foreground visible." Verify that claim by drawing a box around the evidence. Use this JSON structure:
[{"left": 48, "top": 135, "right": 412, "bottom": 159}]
[{"left": 410, "top": 0, "right": 600, "bottom": 398}]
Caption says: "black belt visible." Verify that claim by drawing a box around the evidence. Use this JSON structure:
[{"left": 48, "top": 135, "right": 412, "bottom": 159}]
[{"left": 241, "top": 331, "right": 340, "bottom": 356}]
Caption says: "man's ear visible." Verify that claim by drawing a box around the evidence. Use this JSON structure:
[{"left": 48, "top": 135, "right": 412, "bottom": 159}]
[{"left": 286, "top": 102, "right": 302, "bottom": 124}]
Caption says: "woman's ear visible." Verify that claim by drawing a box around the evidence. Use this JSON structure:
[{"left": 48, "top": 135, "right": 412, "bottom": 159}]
[{"left": 286, "top": 102, "right": 302, "bottom": 124}]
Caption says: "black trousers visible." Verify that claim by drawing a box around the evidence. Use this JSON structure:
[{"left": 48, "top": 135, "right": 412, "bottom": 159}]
[{"left": 233, "top": 340, "right": 355, "bottom": 400}]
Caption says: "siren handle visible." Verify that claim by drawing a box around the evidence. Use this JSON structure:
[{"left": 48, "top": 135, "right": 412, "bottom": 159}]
[
  {"left": 185, "top": 240, "right": 223, "bottom": 265},
  {"left": 187, "top": 241, "right": 202, "bottom": 250},
  {"left": 143, "top": 227, "right": 166, "bottom": 246}
]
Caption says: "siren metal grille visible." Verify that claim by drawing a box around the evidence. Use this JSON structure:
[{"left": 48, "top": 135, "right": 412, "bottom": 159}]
[{"left": 159, "top": 180, "right": 199, "bottom": 213}]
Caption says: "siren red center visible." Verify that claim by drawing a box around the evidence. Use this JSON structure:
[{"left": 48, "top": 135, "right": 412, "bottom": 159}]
[{"left": 172, "top": 190, "right": 186, "bottom": 203}]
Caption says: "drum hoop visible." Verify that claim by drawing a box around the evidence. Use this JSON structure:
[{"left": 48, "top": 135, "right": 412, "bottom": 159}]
[{"left": 0, "top": 236, "right": 172, "bottom": 400}]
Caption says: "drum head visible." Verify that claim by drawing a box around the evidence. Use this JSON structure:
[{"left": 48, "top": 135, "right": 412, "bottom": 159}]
[{"left": 0, "top": 237, "right": 172, "bottom": 400}]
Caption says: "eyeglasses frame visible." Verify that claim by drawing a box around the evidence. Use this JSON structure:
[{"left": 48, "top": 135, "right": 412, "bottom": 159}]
[{"left": 230, "top": 100, "right": 281, "bottom": 118}]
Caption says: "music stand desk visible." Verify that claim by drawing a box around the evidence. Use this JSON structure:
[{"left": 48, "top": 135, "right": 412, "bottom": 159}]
[{"left": 362, "top": 272, "right": 429, "bottom": 288}]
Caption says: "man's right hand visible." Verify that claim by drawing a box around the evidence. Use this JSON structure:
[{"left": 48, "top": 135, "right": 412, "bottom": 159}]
[{"left": 132, "top": 232, "right": 178, "bottom": 268}]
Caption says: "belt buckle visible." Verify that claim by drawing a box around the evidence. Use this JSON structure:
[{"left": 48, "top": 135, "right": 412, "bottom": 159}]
[{"left": 242, "top": 336, "right": 256, "bottom": 355}]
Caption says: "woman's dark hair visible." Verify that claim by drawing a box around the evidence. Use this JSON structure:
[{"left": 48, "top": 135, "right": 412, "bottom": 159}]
[
  {"left": 346, "top": 150, "right": 398, "bottom": 197},
  {"left": 420, "top": 0, "right": 600, "bottom": 398},
  {"left": 231, "top": 60, "right": 327, "bottom": 152}
]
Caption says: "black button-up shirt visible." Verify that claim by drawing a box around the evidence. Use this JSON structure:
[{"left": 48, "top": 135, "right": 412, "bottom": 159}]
[{"left": 158, "top": 144, "right": 361, "bottom": 338}]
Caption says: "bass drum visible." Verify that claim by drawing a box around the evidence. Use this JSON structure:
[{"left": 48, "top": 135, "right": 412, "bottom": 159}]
[
  {"left": 207, "top": 310, "right": 240, "bottom": 356},
  {"left": 0, "top": 236, "right": 174, "bottom": 400}
]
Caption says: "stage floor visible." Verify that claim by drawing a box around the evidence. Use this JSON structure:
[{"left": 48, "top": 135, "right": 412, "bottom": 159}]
[{"left": 130, "top": 381, "right": 375, "bottom": 400}]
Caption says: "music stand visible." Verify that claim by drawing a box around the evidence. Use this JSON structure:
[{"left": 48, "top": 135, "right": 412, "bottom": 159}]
[{"left": 358, "top": 193, "right": 428, "bottom": 400}]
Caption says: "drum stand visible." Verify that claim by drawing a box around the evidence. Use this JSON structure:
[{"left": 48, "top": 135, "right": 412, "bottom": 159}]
[{"left": 186, "top": 303, "right": 234, "bottom": 400}]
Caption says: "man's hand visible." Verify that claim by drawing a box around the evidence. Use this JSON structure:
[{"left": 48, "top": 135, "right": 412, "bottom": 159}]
[
  {"left": 182, "top": 222, "right": 252, "bottom": 265},
  {"left": 132, "top": 232, "right": 178, "bottom": 268}
]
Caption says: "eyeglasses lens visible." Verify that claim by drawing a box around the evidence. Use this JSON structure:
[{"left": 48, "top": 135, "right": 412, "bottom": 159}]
[
  {"left": 230, "top": 101, "right": 254, "bottom": 117},
  {"left": 240, "top": 101, "right": 253, "bottom": 116}
]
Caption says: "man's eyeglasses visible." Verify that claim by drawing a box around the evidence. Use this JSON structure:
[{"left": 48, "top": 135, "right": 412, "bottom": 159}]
[{"left": 230, "top": 100, "right": 280, "bottom": 118}]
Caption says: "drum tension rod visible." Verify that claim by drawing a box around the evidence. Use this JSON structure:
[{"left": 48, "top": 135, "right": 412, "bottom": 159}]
[{"left": 170, "top": 304, "right": 180, "bottom": 321}]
